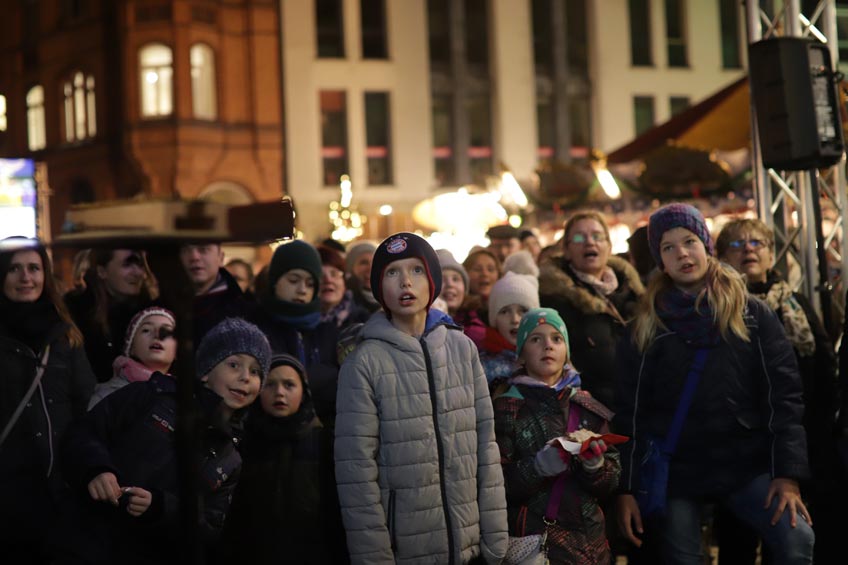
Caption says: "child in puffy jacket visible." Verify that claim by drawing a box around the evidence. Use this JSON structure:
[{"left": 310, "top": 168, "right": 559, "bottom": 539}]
[
  {"left": 55, "top": 318, "right": 271, "bottom": 564},
  {"left": 335, "top": 232, "right": 508, "bottom": 564}
]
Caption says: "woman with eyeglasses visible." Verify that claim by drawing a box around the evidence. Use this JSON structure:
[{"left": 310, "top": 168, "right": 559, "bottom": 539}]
[
  {"left": 538, "top": 211, "right": 644, "bottom": 409},
  {"left": 716, "top": 218, "right": 839, "bottom": 564}
]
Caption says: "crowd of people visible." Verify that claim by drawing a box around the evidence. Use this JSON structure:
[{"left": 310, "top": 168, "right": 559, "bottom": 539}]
[{"left": 0, "top": 202, "right": 845, "bottom": 564}]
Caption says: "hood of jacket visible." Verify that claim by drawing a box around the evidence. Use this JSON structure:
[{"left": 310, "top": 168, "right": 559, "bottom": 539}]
[
  {"left": 358, "top": 309, "right": 458, "bottom": 352},
  {"left": 538, "top": 253, "right": 644, "bottom": 316}
]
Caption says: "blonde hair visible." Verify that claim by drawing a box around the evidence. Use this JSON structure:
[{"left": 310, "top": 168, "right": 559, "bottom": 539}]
[
  {"left": 715, "top": 218, "right": 774, "bottom": 258},
  {"left": 562, "top": 211, "right": 611, "bottom": 247},
  {"left": 631, "top": 257, "right": 749, "bottom": 352}
]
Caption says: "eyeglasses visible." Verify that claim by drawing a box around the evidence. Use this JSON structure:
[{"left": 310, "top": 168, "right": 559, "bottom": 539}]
[
  {"left": 569, "top": 232, "right": 607, "bottom": 244},
  {"left": 727, "top": 238, "right": 768, "bottom": 250}
]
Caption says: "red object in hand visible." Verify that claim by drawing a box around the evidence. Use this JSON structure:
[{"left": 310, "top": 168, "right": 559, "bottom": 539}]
[{"left": 578, "top": 433, "right": 628, "bottom": 455}]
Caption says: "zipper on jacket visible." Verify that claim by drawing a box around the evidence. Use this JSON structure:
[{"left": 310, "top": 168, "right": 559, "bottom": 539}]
[
  {"left": 388, "top": 489, "right": 398, "bottom": 552},
  {"left": 421, "top": 339, "right": 456, "bottom": 565}
]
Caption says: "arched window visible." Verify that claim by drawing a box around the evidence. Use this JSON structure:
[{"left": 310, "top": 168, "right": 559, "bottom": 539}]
[
  {"left": 190, "top": 43, "right": 217, "bottom": 120},
  {"left": 0, "top": 94, "right": 7, "bottom": 131},
  {"left": 26, "top": 85, "right": 46, "bottom": 151},
  {"left": 139, "top": 43, "right": 173, "bottom": 117},
  {"left": 63, "top": 71, "right": 97, "bottom": 141}
]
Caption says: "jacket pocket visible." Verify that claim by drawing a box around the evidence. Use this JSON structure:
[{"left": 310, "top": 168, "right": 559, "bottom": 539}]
[{"left": 388, "top": 489, "right": 398, "bottom": 552}]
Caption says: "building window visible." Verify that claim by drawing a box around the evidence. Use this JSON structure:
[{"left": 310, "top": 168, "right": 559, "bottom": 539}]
[
  {"left": 63, "top": 71, "right": 96, "bottom": 142},
  {"left": 432, "top": 93, "right": 454, "bottom": 186},
  {"left": 320, "top": 90, "right": 349, "bottom": 186},
  {"left": 567, "top": 0, "right": 589, "bottom": 73},
  {"left": 670, "top": 96, "right": 690, "bottom": 116},
  {"left": 0, "top": 94, "right": 6, "bottom": 131},
  {"left": 26, "top": 85, "right": 46, "bottom": 151},
  {"left": 427, "top": 0, "right": 451, "bottom": 66},
  {"left": 536, "top": 97, "right": 554, "bottom": 161},
  {"left": 361, "top": 0, "right": 387, "bottom": 59},
  {"left": 465, "top": 0, "right": 489, "bottom": 67},
  {"left": 569, "top": 96, "right": 591, "bottom": 157},
  {"left": 665, "top": 0, "right": 688, "bottom": 67},
  {"left": 364, "top": 92, "right": 392, "bottom": 185},
  {"left": 634, "top": 96, "right": 655, "bottom": 135},
  {"left": 532, "top": 0, "right": 553, "bottom": 70},
  {"left": 139, "top": 43, "right": 173, "bottom": 117},
  {"left": 467, "top": 93, "right": 492, "bottom": 182},
  {"left": 719, "top": 0, "right": 741, "bottom": 68},
  {"left": 190, "top": 44, "right": 217, "bottom": 120},
  {"left": 837, "top": 1, "right": 848, "bottom": 71},
  {"left": 317, "top": 0, "right": 345, "bottom": 58},
  {"left": 629, "top": 0, "right": 652, "bottom": 66}
]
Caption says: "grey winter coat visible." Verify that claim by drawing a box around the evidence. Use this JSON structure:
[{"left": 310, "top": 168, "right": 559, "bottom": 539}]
[{"left": 335, "top": 312, "right": 508, "bottom": 564}]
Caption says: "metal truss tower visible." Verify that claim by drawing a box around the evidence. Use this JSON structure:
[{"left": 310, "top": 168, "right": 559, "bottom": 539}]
[{"left": 746, "top": 0, "right": 848, "bottom": 337}]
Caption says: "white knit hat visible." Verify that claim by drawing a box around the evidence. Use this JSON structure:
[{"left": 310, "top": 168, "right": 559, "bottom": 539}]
[
  {"left": 502, "top": 250, "right": 539, "bottom": 278},
  {"left": 488, "top": 271, "right": 539, "bottom": 326},
  {"left": 123, "top": 307, "right": 177, "bottom": 356}
]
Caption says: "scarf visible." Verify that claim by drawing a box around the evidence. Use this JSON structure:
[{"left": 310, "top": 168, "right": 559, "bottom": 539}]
[
  {"left": 510, "top": 364, "right": 582, "bottom": 390},
  {"left": 571, "top": 265, "right": 620, "bottom": 297},
  {"left": 0, "top": 295, "right": 61, "bottom": 353},
  {"left": 244, "top": 392, "right": 316, "bottom": 444},
  {"left": 321, "top": 290, "right": 355, "bottom": 328},
  {"left": 112, "top": 355, "right": 157, "bottom": 383},
  {"left": 260, "top": 288, "right": 321, "bottom": 326},
  {"left": 656, "top": 286, "right": 720, "bottom": 347},
  {"left": 749, "top": 274, "right": 816, "bottom": 357},
  {"left": 480, "top": 326, "right": 516, "bottom": 354}
]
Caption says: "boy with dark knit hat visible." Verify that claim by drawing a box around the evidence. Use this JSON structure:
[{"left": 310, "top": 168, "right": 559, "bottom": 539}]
[
  {"left": 57, "top": 318, "right": 271, "bottom": 564},
  {"left": 335, "top": 232, "right": 508, "bottom": 564}
]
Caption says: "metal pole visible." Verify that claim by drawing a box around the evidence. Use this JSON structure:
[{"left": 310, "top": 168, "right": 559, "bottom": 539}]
[{"left": 745, "top": 0, "right": 771, "bottom": 222}]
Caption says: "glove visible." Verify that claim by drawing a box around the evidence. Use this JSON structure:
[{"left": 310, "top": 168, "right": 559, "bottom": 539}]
[
  {"left": 578, "top": 439, "right": 607, "bottom": 472},
  {"left": 534, "top": 445, "right": 569, "bottom": 477}
]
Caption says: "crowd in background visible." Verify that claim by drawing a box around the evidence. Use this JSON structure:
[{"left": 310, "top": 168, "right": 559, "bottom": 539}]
[{"left": 1, "top": 202, "right": 846, "bottom": 564}]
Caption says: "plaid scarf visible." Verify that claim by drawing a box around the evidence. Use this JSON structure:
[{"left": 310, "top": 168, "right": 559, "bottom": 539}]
[{"left": 656, "top": 287, "right": 720, "bottom": 347}]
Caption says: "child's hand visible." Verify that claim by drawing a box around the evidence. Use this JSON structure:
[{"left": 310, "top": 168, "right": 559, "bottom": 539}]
[
  {"left": 88, "top": 472, "right": 122, "bottom": 505},
  {"left": 534, "top": 444, "right": 569, "bottom": 477},
  {"left": 578, "top": 439, "right": 607, "bottom": 472},
  {"left": 123, "top": 487, "right": 153, "bottom": 517}
]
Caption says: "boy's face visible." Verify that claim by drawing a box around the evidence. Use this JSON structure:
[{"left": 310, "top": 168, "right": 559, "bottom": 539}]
[
  {"left": 494, "top": 304, "right": 528, "bottom": 346},
  {"left": 520, "top": 325, "right": 567, "bottom": 381},
  {"left": 381, "top": 257, "right": 430, "bottom": 316},
  {"left": 274, "top": 268, "right": 315, "bottom": 303},
  {"left": 202, "top": 353, "right": 262, "bottom": 411},
  {"left": 130, "top": 315, "right": 177, "bottom": 372},
  {"left": 260, "top": 365, "right": 304, "bottom": 418}
]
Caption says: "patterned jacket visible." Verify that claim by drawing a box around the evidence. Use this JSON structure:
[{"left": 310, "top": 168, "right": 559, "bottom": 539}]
[
  {"left": 493, "top": 380, "right": 620, "bottom": 565},
  {"left": 335, "top": 310, "right": 508, "bottom": 564}
]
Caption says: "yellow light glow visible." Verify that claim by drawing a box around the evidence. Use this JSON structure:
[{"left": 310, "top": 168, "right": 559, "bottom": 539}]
[
  {"left": 379, "top": 204, "right": 393, "bottom": 216},
  {"left": 340, "top": 175, "right": 353, "bottom": 208},
  {"left": 595, "top": 168, "right": 621, "bottom": 199},
  {"left": 145, "top": 71, "right": 159, "bottom": 84},
  {"left": 508, "top": 215, "right": 522, "bottom": 228},
  {"left": 500, "top": 171, "right": 529, "bottom": 207}
]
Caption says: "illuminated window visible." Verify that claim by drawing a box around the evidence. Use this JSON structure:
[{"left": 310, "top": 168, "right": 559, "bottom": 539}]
[
  {"left": 27, "top": 86, "right": 46, "bottom": 151},
  {"left": 63, "top": 71, "right": 97, "bottom": 141},
  {"left": 190, "top": 44, "right": 217, "bottom": 120},
  {"left": 0, "top": 95, "right": 6, "bottom": 131},
  {"left": 139, "top": 43, "right": 173, "bottom": 117}
]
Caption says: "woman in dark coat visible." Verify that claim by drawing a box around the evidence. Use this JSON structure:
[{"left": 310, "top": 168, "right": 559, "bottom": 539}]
[
  {"left": 717, "top": 218, "right": 840, "bottom": 563},
  {"left": 219, "top": 354, "right": 347, "bottom": 564},
  {"left": 538, "top": 211, "right": 644, "bottom": 409},
  {"left": 0, "top": 238, "right": 95, "bottom": 564},
  {"left": 64, "top": 248, "right": 154, "bottom": 383}
]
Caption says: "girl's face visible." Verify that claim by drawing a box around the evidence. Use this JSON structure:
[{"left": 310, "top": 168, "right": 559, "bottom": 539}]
[
  {"left": 130, "top": 315, "right": 177, "bottom": 372},
  {"left": 260, "top": 364, "right": 304, "bottom": 418},
  {"left": 563, "top": 218, "right": 611, "bottom": 277},
  {"left": 520, "top": 325, "right": 567, "bottom": 383},
  {"left": 440, "top": 270, "right": 466, "bottom": 312},
  {"left": 274, "top": 268, "right": 315, "bottom": 303},
  {"left": 3, "top": 250, "right": 44, "bottom": 303},
  {"left": 467, "top": 254, "right": 498, "bottom": 298},
  {"left": 494, "top": 303, "right": 528, "bottom": 346},
  {"left": 660, "top": 227, "right": 709, "bottom": 293},
  {"left": 720, "top": 229, "right": 773, "bottom": 285},
  {"left": 98, "top": 250, "right": 146, "bottom": 298}
]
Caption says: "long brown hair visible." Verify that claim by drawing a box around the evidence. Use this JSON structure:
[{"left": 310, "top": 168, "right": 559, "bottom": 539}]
[
  {"left": 631, "top": 257, "right": 749, "bottom": 352},
  {"left": 0, "top": 240, "right": 84, "bottom": 347},
  {"left": 84, "top": 248, "right": 155, "bottom": 336}
]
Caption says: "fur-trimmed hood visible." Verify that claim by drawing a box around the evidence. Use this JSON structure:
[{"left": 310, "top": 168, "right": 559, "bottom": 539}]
[{"left": 538, "top": 253, "right": 645, "bottom": 317}]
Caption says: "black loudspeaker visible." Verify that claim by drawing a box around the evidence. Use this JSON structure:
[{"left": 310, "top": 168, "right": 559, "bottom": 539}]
[{"left": 749, "top": 37, "right": 844, "bottom": 171}]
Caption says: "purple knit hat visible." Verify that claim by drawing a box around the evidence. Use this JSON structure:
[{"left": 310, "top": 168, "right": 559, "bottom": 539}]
[{"left": 648, "top": 203, "right": 714, "bottom": 268}]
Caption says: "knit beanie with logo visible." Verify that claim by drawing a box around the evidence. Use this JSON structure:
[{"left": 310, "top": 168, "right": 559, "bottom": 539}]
[
  {"left": 488, "top": 271, "right": 540, "bottom": 326},
  {"left": 370, "top": 233, "right": 442, "bottom": 312}
]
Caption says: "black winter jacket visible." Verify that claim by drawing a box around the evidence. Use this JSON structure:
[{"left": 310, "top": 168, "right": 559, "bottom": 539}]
[
  {"left": 539, "top": 255, "right": 644, "bottom": 408},
  {"left": 614, "top": 298, "right": 809, "bottom": 498},
  {"left": 0, "top": 320, "right": 95, "bottom": 549},
  {"left": 56, "top": 373, "right": 241, "bottom": 564}
]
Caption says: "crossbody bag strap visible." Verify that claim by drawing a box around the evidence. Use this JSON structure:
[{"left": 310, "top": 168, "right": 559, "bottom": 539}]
[
  {"left": 0, "top": 345, "right": 52, "bottom": 449},
  {"left": 662, "top": 348, "right": 708, "bottom": 455}
]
